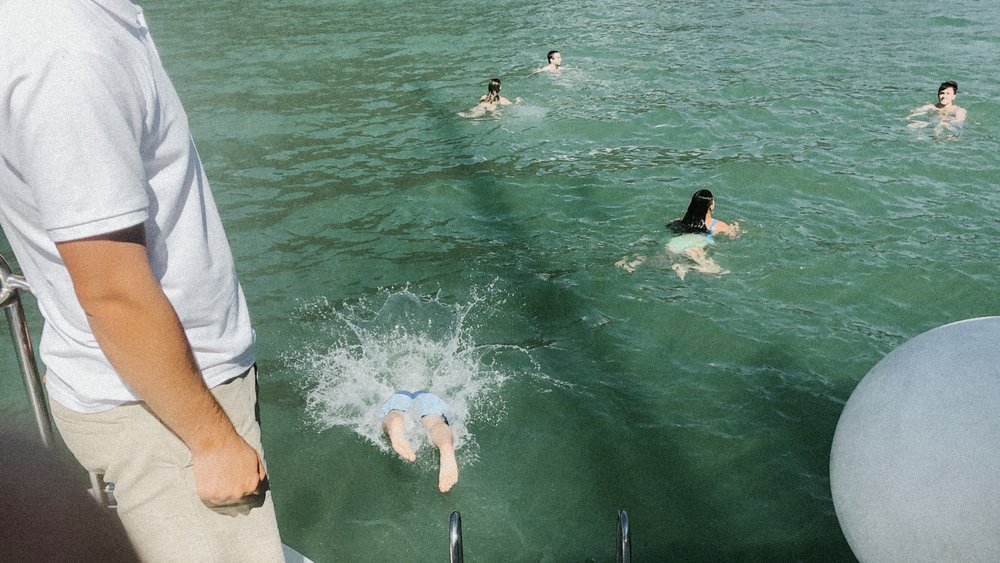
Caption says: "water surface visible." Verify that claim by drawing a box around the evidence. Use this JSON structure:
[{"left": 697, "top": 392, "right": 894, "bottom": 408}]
[{"left": 3, "top": 0, "right": 999, "bottom": 560}]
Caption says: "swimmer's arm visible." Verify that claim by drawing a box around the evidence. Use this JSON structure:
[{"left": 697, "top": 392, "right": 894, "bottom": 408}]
[
  {"left": 713, "top": 219, "right": 737, "bottom": 235},
  {"left": 907, "top": 104, "right": 935, "bottom": 118},
  {"left": 953, "top": 106, "right": 967, "bottom": 122},
  {"left": 499, "top": 96, "right": 513, "bottom": 105},
  {"left": 460, "top": 103, "right": 488, "bottom": 118}
]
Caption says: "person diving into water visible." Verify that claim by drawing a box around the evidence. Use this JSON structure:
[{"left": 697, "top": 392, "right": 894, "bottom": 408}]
[{"left": 380, "top": 390, "right": 459, "bottom": 493}]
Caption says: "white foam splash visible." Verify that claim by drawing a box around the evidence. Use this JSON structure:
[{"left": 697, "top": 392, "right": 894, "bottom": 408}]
[{"left": 293, "top": 286, "right": 523, "bottom": 460}]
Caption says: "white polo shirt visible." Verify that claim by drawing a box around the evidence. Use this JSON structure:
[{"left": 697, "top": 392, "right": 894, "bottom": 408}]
[{"left": 0, "top": 0, "right": 255, "bottom": 412}]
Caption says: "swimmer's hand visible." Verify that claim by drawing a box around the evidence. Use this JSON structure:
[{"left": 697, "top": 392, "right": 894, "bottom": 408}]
[{"left": 712, "top": 219, "right": 740, "bottom": 237}]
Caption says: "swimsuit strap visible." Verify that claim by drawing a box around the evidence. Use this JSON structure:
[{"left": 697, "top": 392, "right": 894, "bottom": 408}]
[{"left": 708, "top": 218, "right": 718, "bottom": 235}]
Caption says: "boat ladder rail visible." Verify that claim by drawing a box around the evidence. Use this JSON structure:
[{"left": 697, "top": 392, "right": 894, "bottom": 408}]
[
  {"left": 2, "top": 254, "right": 113, "bottom": 507},
  {"left": 448, "top": 509, "right": 632, "bottom": 562}
]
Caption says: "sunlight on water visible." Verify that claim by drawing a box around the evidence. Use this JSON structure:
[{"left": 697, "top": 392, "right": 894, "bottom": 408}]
[{"left": 294, "top": 286, "right": 530, "bottom": 463}]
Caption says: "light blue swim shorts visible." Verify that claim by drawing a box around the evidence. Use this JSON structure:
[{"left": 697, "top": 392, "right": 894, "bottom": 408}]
[{"left": 379, "top": 390, "right": 450, "bottom": 422}]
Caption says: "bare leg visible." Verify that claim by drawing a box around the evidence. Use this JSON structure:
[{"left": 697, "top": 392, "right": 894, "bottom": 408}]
[
  {"left": 422, "top": 415, "right": 459, "bottom": 493},
  {"left": 382, "top": 410, "right": 416, "bottom": 462},
  {"left": 685, "top": 247, "right": 727, "bottom": 275},
  {"left": 671, "top": 262, "right": 688, "bottom": 280},
  {"left": 616, "top": 254, "right": 646, "bottom": 273}
]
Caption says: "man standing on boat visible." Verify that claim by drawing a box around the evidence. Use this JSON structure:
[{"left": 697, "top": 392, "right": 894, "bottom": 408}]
[{"left": 0, "top": 1, "right": 285, "bottom": 560}]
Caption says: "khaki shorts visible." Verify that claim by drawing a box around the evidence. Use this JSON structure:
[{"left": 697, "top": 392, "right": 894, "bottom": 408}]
[{"left": 51, "top": 366, "right": 285, "bottom": 563}]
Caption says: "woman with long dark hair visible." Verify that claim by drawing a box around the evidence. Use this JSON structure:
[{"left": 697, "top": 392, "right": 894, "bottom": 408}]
[
  {"left": 617, "top": 189, "right": 739, "bottom": 278},
  {"left": 668, "top": 189, "right": 735, "bottom": 235}
]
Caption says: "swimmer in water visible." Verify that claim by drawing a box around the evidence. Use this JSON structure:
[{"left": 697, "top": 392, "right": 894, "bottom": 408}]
[
  {"left": 532, "top": 50, "right": 562, "bottom": 74},
  {"left": 459, "top": 78, "right": 518, "bottom": 118},
  {"left": 380, "top": 390, "right": 459, "bottom": 493},
  {"left": 669, "top": 188, "right": 738, "bottom": 236},
  {"left": 617, "top": 189, "right": 739, "bottom": 279},
  {"left": 908, "top": 80, "right": 966, "bottom": 134},
  {"left": 480, "top": 78, "right": 512, "bottom": 105}
]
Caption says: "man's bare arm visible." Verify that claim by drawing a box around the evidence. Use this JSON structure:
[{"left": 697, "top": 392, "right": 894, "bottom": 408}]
[{"left": 56, "top": 224, "right": 264, "bottom": 505}]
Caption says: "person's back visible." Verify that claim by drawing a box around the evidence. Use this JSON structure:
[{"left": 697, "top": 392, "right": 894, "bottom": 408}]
[{"left": 461, "top": 78, "right": 516, "bottom": 118}]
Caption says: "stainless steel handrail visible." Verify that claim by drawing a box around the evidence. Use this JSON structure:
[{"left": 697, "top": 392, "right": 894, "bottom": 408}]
[
  {"left": 1, "top": 253, "right": 112, "bottom": 506},
  {"left": 1, "top": 253, "right": 54, "bottom": 448},
  {"left": 617, "top": 509, "right": 631, "bottom": 563},
  {"left": 449, "top": 511, "right": 463, "bottom": 563}
]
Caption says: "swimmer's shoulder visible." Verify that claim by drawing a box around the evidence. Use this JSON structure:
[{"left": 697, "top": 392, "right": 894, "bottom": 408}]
[{"left": 712, "top": 219, "right": 739, "bottom": 236}]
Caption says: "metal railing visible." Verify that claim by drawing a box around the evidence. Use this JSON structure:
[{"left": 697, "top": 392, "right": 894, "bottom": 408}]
[
  {"left": 1, "top": 253, "right": 113, "bottom": 506},
  {"left": 449, "top": 511, "right": 463, "bottom": 563},
  {"left": 617, "top": 509, "right": 631, "bottom": 563},
  {"left": 1, "top": 254, "right": 53, "bottom": 448},
  {"left": 447, "top": 509, "right": 632, "bottom": 561}
]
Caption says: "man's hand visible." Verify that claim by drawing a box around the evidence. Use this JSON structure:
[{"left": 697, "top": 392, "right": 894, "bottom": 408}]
[{"left": 192, "top": 431, "right": 267, "bottom": 508}]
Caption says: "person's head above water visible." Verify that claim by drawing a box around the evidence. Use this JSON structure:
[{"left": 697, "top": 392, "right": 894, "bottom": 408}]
[
  {"left": 483, "top": 78, "right": 503, "bottom": 103},
  {"left": 672, "top": 189, "right": 715, "bottom": 233},
  {"left": 533, "top": 50, "right": 562, "bottom": 73},
  {"left": 682, "top": 189, "right": 715, "bottom": 230},
  {"left": 937, "top": 80, "right": 958, "bottom": 106},
  {"left": 668, "top": 189, "right": 738, "bottom": 237}
]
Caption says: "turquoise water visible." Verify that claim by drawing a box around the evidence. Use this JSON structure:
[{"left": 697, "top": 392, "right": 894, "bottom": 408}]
[{"left": 3, "top": 0, "right": 1000, "bottom": 560}]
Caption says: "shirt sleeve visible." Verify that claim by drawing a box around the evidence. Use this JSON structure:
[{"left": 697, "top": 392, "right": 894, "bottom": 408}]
[{"left": 8, "top": 45, "right": 149, "bottom": 242}]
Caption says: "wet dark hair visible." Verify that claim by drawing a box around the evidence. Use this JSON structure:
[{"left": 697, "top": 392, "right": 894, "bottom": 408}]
[
  {"left": 938, "top": 80, "right": 958, "bottom": 94},
  {"left": 668, "top": 189, "right": 714, "bottom": 233},
  {"left": 483, "top": 78, "right": 502, "bottom": 103},
  {"left": 547, "top": 50, "right": 559, "bottom": 63}
]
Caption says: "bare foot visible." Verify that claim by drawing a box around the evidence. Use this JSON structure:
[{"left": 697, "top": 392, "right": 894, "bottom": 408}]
[
  {"left": 423, "top": 415, "right": 459, "bottom": 493},
  {"left": 382, "top": 411, "right": 416, "bottom": 462},
  {"left": 438, "top": 447, "right": 459, "bottom": 493},
  {"left": 616, "top": 255, "right": 645, "bottom": 273},
  {"left": 671, "top": 263, "right": 687, "bottom": 280}
]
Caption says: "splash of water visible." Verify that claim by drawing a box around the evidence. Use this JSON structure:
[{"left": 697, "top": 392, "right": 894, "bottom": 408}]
[{"left": 294, "top": 286, "right": 522, "bottom": 460}]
